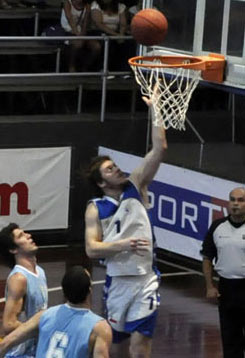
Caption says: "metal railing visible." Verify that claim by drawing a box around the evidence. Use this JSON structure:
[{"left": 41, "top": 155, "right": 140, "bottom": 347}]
[
  {"left": 0, "top": 8, "right": 60, "bottom": 36},
  {"left": 0, "top": 34, "right": 209, "bottom": 164},
  {"left": 0, "top": 34, "right": 136, "bottom": 122}
]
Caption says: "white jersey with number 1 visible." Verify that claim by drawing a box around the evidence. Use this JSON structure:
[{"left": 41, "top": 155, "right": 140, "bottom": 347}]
[{"left": 91, "top": 180, "right": 154, "bottom": 276}]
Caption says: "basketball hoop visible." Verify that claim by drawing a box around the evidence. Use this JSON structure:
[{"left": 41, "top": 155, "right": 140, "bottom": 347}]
[{"left": 128, "top": 53, "right": 225, "bottom": 130}]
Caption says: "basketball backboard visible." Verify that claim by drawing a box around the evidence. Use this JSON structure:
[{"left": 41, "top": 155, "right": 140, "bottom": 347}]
[{"left": 141, "top": 0, "right": 245, "bottom": 91}]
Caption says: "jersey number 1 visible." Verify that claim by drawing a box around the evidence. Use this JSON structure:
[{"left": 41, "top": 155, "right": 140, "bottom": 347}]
[{"left": 115, "top": 220, "right": 121, "bottom": 233}]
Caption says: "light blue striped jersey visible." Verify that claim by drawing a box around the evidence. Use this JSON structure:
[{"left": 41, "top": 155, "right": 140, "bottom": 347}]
[
  {"left": 5, "top": 264, "right": 48, "bottom": 358},
  {"left": 36, "top": 304, "right": 103, "bottom": 358}
]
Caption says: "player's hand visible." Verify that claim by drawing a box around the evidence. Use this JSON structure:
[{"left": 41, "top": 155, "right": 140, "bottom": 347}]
[
  {"left": 142, "top": 82, "right": 160, "bottom": 107},
  {"left": 129, "top": 237, "right": 150, "bottom": 256},
  {"left": 142, "top": 96, "right": 152, "bottom": 107},
  {"left": 120, "top": 237, "right": 149, "bottom": 254},
  {"left": 206, "top": 286, "right": 220, "bottom": 299},
  {"left": 0, "top": 340, "right": 6, "bottom": 358}
]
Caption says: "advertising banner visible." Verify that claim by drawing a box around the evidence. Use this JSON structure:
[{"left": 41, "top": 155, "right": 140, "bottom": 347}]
[
  {"left": 0, "top": 147, "right": 71, "bottom": 230},
  {"left": 99, "top": 146, "right": 243, "bottom": 261}
]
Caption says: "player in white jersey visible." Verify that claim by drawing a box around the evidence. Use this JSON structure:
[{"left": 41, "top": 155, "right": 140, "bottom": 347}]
[
  {"left": 85, "top": 95, "right": 167, "bottom": 358},
  {"left": 0, "top": 266, "right": 112, "bottom": 358},
  {"left": 0, "top": 223, "right": 48, "bottom": 358}
]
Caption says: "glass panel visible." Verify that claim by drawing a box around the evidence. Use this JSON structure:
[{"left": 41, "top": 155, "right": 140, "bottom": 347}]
[
  {"left": 203, "top": 0, "right": 224, "bottom": 52},
  {"left": 153, "top": 0, "right": 197, "bottom": 51},
  {"left": 227, "top": 0, "right": 245, "bottom": 57}
]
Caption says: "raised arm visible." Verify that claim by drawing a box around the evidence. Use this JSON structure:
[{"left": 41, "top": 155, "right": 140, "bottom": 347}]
[
  {"left": 130, "top": 96, "right": 167, "bottom": 198},
  {"left": 0, "top": 311, "right": 42, "bottom": 358},
  {"left": 202, "top": 257, "right": 220, "bottom": 299},
  {"left": 91, "top": 320, "right": 112, "bottom": 358},
  {"left": 3, "top": 273, "right": 27, "bottom": 334},
  {"left": 85, "top": 202, "right": 149, "bottom": 258}
]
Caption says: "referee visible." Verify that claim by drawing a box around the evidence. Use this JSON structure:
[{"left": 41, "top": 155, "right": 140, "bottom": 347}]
[{"left": 201, "top": 187, "right": 245, "bottom": 358}]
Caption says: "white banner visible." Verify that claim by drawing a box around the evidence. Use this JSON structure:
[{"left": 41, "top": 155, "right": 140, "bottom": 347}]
[
  {"left": 0, "top": 147, "right": 71, "bottom": 230},
  {"left": 99, "top": 146, "right": 243, "bottom": 261}
]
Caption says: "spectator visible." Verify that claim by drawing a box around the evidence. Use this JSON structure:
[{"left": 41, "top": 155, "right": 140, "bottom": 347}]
[
  {"left": 61, "top": 0, "right": 101, "bottom": 72},
  {"left": 0, "top": 0, "right": 11, "bottom": 9},
  {"left": 127, "top": 0, "right": 142, "bottom": 20},
  {"left": 127, "top": 0, "right": 157, "bottom": 23},
  {"left": 90, "top": 0, "right": 135, "bottom": 76}
]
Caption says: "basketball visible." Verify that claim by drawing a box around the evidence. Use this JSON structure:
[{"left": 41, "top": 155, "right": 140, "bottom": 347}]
[{"left": 130, "top": 8, "right": 168, "bottom": 46}]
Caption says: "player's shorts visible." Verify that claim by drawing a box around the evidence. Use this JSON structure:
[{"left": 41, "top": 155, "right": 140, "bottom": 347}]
[{"left": 103, "top": 269, "right": 160, "bottom": 342}]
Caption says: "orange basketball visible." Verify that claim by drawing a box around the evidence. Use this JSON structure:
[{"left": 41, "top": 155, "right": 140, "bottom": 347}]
[{"left": 130, "top": 8, "right": 168, "bottom": 46}]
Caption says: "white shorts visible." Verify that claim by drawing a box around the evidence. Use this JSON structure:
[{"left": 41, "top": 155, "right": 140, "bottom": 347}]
[{"left": 103, "top": 270, "right": 160, "bottom": 335}]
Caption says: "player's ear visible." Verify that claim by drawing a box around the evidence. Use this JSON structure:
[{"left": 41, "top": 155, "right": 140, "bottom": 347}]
[
  {"left": 97, "top": 180, "right": 106, "bottom": 188},
  {"left": 9, "top": 248, "right": 18, "bottom": 255}
]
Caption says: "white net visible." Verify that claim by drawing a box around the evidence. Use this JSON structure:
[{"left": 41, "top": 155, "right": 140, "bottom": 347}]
[{"left": 130, "top": 59, "right": 201, "bottom": 130}]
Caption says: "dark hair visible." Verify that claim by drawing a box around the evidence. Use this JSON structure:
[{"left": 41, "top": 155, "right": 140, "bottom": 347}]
[
  {"left": 85, "top": 155, "right": 111, "bottom": 197},
  {"left": 97, "top": 0, "right": 119, "bottom": 13},
  {"left": 0, "top": 223, "right": 19, "bottom": 267},
  {"left": 71, "top": 0, "right": 90, "bottom": 7},
  {"left": 62, "top": 265, "right": 91, "bottom": 304}
]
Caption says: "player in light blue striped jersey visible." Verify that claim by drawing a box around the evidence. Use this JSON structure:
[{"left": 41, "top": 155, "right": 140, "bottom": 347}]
[{"left": 0, "top": 266, "right": 112, "bottom": 358}]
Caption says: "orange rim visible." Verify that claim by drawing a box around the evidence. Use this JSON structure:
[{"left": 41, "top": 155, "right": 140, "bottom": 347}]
[
  {"left": 128, "top": 53, "right": 226, "bottom": 83},
  {"left": 128, "top": 55, "right": 206, "bottom": 70}
]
